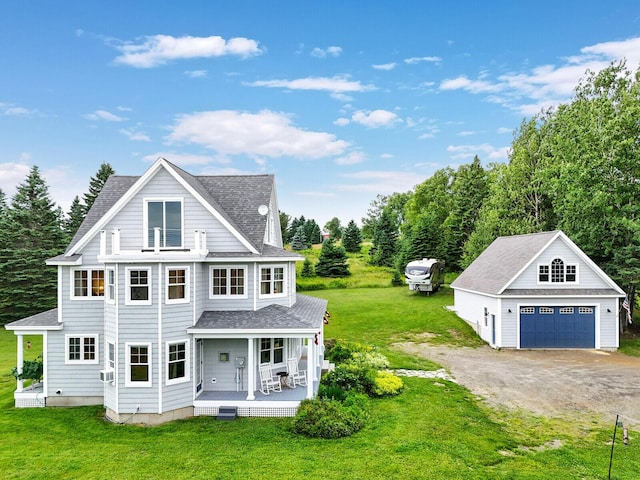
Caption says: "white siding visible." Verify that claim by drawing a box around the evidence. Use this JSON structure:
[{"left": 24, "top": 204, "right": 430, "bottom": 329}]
[
  {"left": 509, "top": 237, "right": 609, "bottom": 290},
  {"left": 202, "top": 339, "right": 248, "bottom": 392}
]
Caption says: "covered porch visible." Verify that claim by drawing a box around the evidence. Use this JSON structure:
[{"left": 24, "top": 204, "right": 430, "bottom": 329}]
[
  {"left": 188, "top": 294, "right": 328, "bottom": 417},
  {"left": 4, "top": 309, "right": 61, "bottom": 408}
]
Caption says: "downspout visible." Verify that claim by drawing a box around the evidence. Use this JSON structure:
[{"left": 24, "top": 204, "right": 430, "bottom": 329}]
[{"left": 158, "top": 263, "right": 163, "bottom": 415}]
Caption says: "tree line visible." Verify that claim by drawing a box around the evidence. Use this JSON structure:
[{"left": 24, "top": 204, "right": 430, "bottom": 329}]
[
  {"left": 0, "top": 163, "right": 114, "bottom": 324},
  {"left": 363, "top": 61, "right": 639, "bottom": 325}
]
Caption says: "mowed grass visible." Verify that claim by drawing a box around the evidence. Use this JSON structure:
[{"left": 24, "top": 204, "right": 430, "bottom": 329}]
[{"left": 1, "top": 287, "right": 639, "bottom": 479}]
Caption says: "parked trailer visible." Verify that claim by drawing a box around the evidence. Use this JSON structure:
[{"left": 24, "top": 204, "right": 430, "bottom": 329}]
[{"left": 405, "top": 258, "right": 445, "bottom": 293}]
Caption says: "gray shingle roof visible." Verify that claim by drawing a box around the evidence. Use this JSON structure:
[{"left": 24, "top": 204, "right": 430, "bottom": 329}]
[
  {"left": 502, "top": 288, "right": 623, "bottom": 297},
  {"left": 66, "top": 159, "right": 276, "bottom": 254},
  {"left": 451, "top": 231, "right": 559, "bottom": 294},
  {"left": 4, "top": 308, "right": 60, "bottom": 330},
  {"left": 189, "top": 294, "right": 328, "bottom": 331}
]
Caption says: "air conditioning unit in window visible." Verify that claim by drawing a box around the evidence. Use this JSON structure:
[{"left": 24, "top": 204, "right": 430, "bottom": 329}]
[{"left": 100, "top": 369, "right": 114, "bottom": 383}]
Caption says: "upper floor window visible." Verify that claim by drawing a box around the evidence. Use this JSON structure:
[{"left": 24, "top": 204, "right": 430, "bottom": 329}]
[
  {"left": 260, "top": 265, "right": 285, "bottom": 297},
  {"left": 538, "top": 258, "right": 577, "bottom": 283},
  {"left": 126, "top": 268, "right": 152, "bottom": 305},
  {"left": 166, "top": 267, "right": 189, "bottom": 304},
  {"left": 66, "top": 335, "right": 99, "bottom": 364},
  {"left": 71, "top": 269, "right": 104, "bottom": 299},
  {"left": 210, "top": 266, "right": 247, "bottom": 298},
  {"left": 106, "top": 268, "right": 116, "bottom": 304},
  {"left": 145, "top": 199, "right": 183, "bottom": 249}
]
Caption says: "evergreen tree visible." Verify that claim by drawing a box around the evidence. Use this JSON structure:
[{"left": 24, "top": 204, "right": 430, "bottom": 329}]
[
  {"left": 0, "top": 166, "right": 67, "bottom": 324},
  {"left": 304, "top": 218, "right": 322, "bottom": 246},
  {"left": 300, "top": 258, "right": 315, "bottom": 277},
  {"left": 342, "top": 219, "right": 362, "bottom": 253},
  {"left": 290, "top": 225, "right": 308, "bottom": 251},
  {"left": 369, "top": 208, "right": 398, "bottom": 267},
  {"left": 287, "top": 216, "right": 305, "bottom": 245},
  {"left": 396, "top": 212, "right": 445, "bottom": 271},
  {"left": 279, "top": 211, "right": 291, "bottom": 244},
  {"left": 83, "top": 162, "right": 115, "bottom": 214},
  {"left": 315, "top": 239, "right": 350, "bottom": 277},
  {"left": 64, "top": 195, "right": 85, "bottom": 241}
]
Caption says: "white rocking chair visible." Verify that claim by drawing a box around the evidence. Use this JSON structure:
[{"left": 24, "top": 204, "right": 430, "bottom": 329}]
[
  {"left": 259, "top": 363, "right": 282, "bottom": 395},
  {"left": 286, "top": 357, "right": 307, "bottom": 388}
]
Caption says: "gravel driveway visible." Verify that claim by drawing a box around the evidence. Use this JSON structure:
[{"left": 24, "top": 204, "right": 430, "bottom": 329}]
[{"left": 396, "top": 343, "right": 640, "bottom": 429}]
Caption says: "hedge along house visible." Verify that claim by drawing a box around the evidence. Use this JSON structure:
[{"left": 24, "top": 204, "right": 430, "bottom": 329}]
[
  {"left": 5, "top": 157, "right": 328, "bottom": 424},
  {"left": 451, "top": 231, "right": 625, "bottom": 349}
]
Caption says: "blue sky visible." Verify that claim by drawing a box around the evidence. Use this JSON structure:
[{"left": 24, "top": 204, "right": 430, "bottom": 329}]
[{"left": 2, "top": 1, "right": 640, "bottom": 228}]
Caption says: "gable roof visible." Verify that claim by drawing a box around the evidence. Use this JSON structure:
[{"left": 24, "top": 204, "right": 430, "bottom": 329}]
[
  {"left": 66, "top": 158, "right": 277, "bottom": 256},
  {"left": 451, "top": 230, "right": 624, "bottom": 296}
]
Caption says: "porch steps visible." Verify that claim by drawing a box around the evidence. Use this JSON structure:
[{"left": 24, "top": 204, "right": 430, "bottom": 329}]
[{"left": 217, "top": 406, "right": 238, "bottom": 421}]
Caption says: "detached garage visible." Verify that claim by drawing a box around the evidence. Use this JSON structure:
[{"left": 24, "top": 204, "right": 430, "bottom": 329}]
[{"left": 451, "top": 231, "right": 625, "bottom": 350}]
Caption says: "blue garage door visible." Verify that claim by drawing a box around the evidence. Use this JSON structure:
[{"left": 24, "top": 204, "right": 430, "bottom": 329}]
[{"left": 520, "top": 306, "right": 595, "bottom": 348}]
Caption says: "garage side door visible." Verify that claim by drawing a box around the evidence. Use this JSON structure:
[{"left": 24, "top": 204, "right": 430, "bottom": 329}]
[{"left": 520, "top": 306, "right": 595, "bottom": 348}]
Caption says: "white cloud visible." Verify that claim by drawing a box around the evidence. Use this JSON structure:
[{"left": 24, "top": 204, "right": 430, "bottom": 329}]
[
  {"left": 440, "top": 76, "right": 501, "bottom": 93},
  {"left": 84, "top": 109, "right": 126, "bottom": 122},
  {"left": 0, "top": 162, "right": 31, "bottom": 197},
  {"left": 330, "top": 92, "right": 354, "bottom": 102},
  {"left": 372, "top": 62, "right": 396, "bottom": 71},
  {"left": 380, "top": 153, "right": 394, "bottom": 159},
  {"left": 497, "top": 127, "right": 512, "bottom": 134},
  {"left": 404, "top": 56, "right": 442, "bottom": 65},
  {"left": 113, "top": 34, "right": 264, "bottom": 68},
  {"left": 246, "top": 76, "right": 375, "bottom": 93},
  {"left": 334, "top": 117, "right": 350, "bottom": 126},
  {"left": 335, "top": 151, "right": 366, "bottom": 165},
  {"left": 120, "top": 129, "right": 151, "bottom": 142},
  {"left": 310, "top": 46, "right": 342, "bottom": 58},
  {"left": 458, "top": 130, "right": 476, "bottom": 136},
  {"left": 117, "top": 105, "right": 132, "bottom": 112},
  {"left": 0, "top": 102, "right": 37, "bottom": 116},
  {"left": 447, "top": 143, "right": 509, "bottom": 161},
  {"left": 336, "top": 170, "right": 423, "bottom": 194},
  {"left": 351, "top": 109, "right": 402, "bottom": 128},
  {"left": 166, "top": 110, "right": 349, "bottom": 160},
  {"left": 185, "top": 70, "right": 207, "bottom": 78},
  {"left": 141, "top": 151, "right": 226, "bottom": 166},
  {"left": 439, "top": 37, "right": 640, "bottom": 116}
]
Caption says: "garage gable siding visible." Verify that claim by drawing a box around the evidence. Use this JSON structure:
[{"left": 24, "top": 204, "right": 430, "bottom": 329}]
[{"left": 508, "top": 238, "right": 606, "bottom": 290}]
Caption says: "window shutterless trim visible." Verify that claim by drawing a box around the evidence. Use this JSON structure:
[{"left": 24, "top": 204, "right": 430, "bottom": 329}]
[
  {"left": 125, "top": 267, "right": 152, "bottom": 305},
  {"left": 165, "top": 266, "right": 190, "bottom": 304},
  {"left": 70, "top": 268, "right": 105, "bottom": 300},
  {"left": 125, "top": 342, "right": 152, "bottom": 387},
  {"left": 166, "top": 339, "right": 190, "bottom": 385},
  {"left": 209, "top": 265, "right": 248, "bottom": 299},
  {"left": 65, "top": 334, "right": 99, "bottom": 364}
]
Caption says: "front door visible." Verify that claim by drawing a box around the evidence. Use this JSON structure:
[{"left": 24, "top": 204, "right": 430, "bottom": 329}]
[{"left": 195, "top": 339, "right": 203, "bottom": 393}]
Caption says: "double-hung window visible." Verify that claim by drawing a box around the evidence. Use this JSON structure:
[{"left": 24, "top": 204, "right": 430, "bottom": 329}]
[
  {"left": 65, "top": 335, "right": 99, "bottom": 364},
  {"left": 106, "top": 268, "right": 116, "bottom": 304},
  {"left": 126, "top": 268, "right": 151, "bottom": 305},
  {"left": 166, "top": 340, "right": 189, "bottom": 385},
  {"left": 71, "top": 269, "right": 104, "bottom": 299},
  {"left": 260, "top": 265, "right": 285, "bottom": 297},
  {"left": 145, "top": 199, "right": 183, "bottom": 249},
  {"left": 126, "top": 343, "right": 151, "bottom": 387},
  {"left": 166, "top": 267, "right": 189, "bottom": 304},
  {"left": 210, "top": 266, "right": 247, "bottom": 298},
  {"left": 260, "top": 338, "right": 284, "bottom": 364}
]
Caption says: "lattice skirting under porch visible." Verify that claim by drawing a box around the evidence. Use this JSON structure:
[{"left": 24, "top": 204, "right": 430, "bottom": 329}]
[
  {"left": 194, "top": 406, "right": 297, "bottom": 417},
  {"left": 15, "top": 395, "right": 46, "bottom": 408}
]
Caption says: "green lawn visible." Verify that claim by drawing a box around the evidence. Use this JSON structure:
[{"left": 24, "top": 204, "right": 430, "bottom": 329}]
[{"left": 1, "top": 287, "right": 639, "bottom": 479}]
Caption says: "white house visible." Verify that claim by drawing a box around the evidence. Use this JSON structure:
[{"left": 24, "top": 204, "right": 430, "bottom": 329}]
[
  {"left": 451, "top": 231, "right": 625, "bottom": 349},
  {"left": 5, "top": 158, "right": 327, "bottom": 424}
]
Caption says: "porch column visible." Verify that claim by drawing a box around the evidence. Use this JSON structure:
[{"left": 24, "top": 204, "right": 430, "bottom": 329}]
[
  {"left": 306, "top": 337, "right": 314, "bottom": 399},
  {"left": 16, "top": 334, "right": 24, "bottom": 392},
  {"left": 246, "top": 338, "right": 255, "bottom": 400}
]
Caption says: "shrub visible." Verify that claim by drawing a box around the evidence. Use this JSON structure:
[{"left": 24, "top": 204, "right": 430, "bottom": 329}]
[
  {"left": 300, "top": 258, "right": 315, "bottom": 277},
  {"left": 317, "top": 383, "right": 347, "bottom": 401},
  {"left": 350, "top": 351, "right": 389, "bottom": 370},
  {"left": 321, "top": 364, "right": 375, "bottom": 395},
  {"left": 391, "top": 269, "right": 404, "bottom": 286},
  {"left": 11, "top": 355, "right": 43, "bottom": 383},
  {"left": 372, "top": 371, "right": 404, "bottom": 397},
  {"left": 291, "top": 398, "right": 367, "bottom": 438}
]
